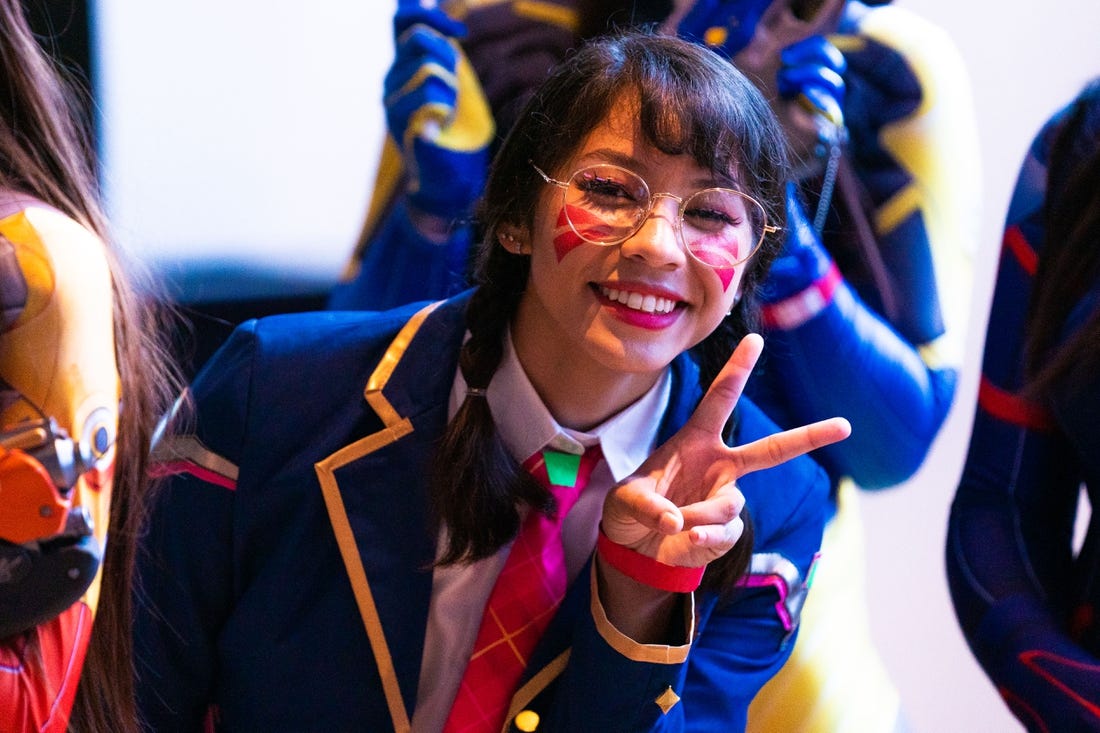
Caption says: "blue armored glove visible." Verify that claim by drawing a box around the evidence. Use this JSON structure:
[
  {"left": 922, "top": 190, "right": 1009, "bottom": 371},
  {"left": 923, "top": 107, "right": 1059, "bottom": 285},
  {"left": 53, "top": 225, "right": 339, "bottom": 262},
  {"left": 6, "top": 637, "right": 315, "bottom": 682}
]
[
  {"left": 677, "top": 2, "right": 846, "bottom": 131},
  {"left": 777, "top": 34, "right": 847, "bottom": 147},
  {"left": 776, "top": 34, "right": 847, "bottom": 226},
  {"left": 384, "top": 1, "right": 494, "bottom": 222},
  {"left": 758, "top": 183, "right": 839, "bottom": 327}
]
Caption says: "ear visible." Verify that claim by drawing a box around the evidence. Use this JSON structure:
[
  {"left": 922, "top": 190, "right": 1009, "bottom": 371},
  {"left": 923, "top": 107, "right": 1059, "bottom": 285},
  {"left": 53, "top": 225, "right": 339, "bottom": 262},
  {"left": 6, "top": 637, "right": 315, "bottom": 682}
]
[{"left": 497, "top": 225, "right": 530, "bottom": 255}]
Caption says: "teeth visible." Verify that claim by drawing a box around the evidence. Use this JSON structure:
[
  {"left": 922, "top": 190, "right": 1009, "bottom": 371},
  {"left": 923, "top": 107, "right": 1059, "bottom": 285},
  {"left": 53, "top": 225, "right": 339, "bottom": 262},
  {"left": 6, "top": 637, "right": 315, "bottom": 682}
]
[{"left": 601, "top": 287, "right": 675, "bottom": 314}]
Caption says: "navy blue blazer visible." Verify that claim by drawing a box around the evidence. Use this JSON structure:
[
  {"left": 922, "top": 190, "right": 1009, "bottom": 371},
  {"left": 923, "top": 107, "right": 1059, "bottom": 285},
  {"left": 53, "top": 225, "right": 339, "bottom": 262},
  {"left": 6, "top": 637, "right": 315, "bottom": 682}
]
[{"left": 134, "top": 293, "right": 830, "bottom": 732}]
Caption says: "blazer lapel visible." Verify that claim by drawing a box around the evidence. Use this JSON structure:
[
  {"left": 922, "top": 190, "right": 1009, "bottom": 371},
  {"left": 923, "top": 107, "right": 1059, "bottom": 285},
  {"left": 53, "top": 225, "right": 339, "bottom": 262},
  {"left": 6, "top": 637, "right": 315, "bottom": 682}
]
[{"left": 315, "top": 295, "right": 469, "bottom": 733}]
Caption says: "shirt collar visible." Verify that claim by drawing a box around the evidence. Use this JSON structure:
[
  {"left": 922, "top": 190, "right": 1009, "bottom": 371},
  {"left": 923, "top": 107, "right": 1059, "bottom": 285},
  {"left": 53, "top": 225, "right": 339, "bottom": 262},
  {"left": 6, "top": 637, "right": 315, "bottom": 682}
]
[{"left": 448, "top": 329, "right": 670, "bottom": 482}]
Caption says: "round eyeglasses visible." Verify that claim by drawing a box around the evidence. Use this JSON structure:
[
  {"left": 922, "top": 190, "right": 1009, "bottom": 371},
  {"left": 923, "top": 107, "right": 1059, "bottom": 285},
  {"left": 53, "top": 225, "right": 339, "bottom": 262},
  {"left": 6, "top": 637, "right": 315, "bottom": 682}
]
[{"left": 531, "top": 162, "right": 777, "bottom": 269}]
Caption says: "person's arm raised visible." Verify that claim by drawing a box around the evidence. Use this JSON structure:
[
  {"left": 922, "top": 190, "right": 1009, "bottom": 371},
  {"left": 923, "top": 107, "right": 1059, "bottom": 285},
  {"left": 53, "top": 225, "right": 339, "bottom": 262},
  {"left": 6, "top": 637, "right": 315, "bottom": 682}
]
[{"left": 597, "top": 333, "right": 851, "bottom": 641}]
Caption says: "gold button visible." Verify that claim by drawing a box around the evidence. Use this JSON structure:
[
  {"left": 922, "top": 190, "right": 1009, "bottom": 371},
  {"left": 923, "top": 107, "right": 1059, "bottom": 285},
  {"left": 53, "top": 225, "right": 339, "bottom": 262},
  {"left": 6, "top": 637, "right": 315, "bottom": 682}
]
[{"left": 514, "top": 709, "right": 540, "bottom": 732}]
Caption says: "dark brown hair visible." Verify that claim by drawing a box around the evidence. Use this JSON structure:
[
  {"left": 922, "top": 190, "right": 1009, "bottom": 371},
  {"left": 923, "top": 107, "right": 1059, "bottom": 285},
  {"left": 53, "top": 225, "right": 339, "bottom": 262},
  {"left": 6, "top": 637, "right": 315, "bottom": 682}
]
[
  {"left": 1023, "top": 77, "right": 1100, "bottom": 397},
  {"left": 0, "top": 1, "right": 183, "bottom": 729},
  {"left": 430, "top": 31, "right": 790, "bottom": 594}
]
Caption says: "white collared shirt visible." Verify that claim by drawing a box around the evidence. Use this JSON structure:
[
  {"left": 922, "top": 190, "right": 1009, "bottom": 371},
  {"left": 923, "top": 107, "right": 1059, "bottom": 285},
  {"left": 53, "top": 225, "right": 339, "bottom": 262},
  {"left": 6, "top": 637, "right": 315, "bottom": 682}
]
[{"left": 411, "top": 329, "right": 671, "bottom": 732}]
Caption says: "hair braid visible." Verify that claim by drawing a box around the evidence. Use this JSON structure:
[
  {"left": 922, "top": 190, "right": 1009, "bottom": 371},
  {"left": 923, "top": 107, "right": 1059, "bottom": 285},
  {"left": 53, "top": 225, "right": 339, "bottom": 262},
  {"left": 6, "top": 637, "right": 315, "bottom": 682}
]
[{"left": 429, "top": 247, "right": 549, "bottom": 564}]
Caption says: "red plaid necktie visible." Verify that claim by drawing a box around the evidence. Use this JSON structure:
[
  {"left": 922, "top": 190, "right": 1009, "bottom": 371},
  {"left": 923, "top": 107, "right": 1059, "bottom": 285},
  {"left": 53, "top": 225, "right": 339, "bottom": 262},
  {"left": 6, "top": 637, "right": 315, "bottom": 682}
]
[{"left": 442, "top": 444, "right": 603, "bottom": 733}]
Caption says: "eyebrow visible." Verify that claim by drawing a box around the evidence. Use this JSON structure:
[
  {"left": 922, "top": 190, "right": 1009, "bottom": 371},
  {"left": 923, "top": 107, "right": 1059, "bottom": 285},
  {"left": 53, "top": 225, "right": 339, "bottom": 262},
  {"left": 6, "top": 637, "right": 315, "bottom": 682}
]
[
  {"left": 575, "top": 148, "right": 636, "bottom": 170},
  {"left": 573, "top": 148, "right": 744, "bottom": 190}
]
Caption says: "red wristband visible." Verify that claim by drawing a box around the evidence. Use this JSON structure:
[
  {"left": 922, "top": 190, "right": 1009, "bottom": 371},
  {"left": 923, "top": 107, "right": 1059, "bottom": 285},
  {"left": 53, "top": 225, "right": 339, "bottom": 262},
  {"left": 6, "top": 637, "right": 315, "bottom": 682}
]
[{"left": 596, "top": 528, "right": 706, "bottom": 593}]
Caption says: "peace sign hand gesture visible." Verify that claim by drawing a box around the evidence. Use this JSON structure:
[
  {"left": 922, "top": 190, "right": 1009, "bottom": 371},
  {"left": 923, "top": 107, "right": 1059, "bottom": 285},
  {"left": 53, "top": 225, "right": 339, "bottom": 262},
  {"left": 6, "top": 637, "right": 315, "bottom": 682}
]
[{"left": 600, "top": 333, "right": 850, "bottom": 579}]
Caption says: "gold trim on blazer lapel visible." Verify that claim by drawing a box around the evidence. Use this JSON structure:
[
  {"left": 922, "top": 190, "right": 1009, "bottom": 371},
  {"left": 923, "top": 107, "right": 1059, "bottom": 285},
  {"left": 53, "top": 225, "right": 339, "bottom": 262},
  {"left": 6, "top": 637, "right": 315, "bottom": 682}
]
[
  {"left": 314, "top": 300, "right": 441, "bottom": 733},
  {"left": 502, "top": 650, "right": 571, "bottom": 733}
]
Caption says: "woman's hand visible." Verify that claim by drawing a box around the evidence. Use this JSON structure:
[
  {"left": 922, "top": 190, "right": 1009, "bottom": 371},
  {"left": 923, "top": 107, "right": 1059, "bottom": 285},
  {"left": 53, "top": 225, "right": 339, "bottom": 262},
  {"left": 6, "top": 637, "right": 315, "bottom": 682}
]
[{"left": 601, "top": 333, "right": 850, "bottom": 569}]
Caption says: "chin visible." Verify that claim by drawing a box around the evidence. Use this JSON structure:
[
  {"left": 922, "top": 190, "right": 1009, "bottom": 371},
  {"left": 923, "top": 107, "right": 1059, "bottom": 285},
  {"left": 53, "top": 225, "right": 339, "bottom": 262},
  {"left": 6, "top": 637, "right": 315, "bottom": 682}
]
[{"left": 588, "top": 337, "right": 682, "bottom": 378}]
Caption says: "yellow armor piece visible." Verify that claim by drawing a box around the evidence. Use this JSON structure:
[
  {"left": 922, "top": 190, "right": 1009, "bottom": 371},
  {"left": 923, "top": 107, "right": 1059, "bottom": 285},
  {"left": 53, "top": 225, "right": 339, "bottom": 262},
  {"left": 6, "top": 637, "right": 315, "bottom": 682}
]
[
  {"left": 0, "top": 204, "right": 119, "bottom": 615},
  {"left": 748, "top": 482, "right": 900, "bottom": 732},
  {"left": 834, "top": 5, "right": 979, "bottom": 369}
]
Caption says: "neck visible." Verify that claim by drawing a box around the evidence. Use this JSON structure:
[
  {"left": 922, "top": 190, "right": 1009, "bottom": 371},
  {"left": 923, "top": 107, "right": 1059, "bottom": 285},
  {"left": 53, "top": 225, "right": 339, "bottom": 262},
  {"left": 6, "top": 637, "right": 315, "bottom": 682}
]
[{"left": 511, "top": 326, "right": 663, "bottom": 432}]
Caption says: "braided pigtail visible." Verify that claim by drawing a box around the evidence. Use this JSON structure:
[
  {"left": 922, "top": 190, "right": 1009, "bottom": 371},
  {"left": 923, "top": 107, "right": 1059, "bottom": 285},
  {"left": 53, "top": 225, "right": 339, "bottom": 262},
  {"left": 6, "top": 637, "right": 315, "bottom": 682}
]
[
  {"left": 690, "top": 134, "right": 787, "bottom": 598},
  {"left": 693, "top": 307, "right": 760, "bottom": 598},
  {"left": 429, "top": 245, "right": 549, "bottom": 565}
]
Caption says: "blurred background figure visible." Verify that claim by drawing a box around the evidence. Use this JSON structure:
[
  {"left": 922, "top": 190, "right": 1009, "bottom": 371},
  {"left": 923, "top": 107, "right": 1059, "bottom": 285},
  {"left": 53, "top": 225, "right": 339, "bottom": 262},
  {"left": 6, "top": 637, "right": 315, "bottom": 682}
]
[
  {"left": 673, "top": 2, "right": 978, "bottom": 731},
  {"left": 330, "top": 2, "right": 979, "bottom": 730},
  {"left": 0, "top": 0, "right": 182, "bottom": 730},
  {"left": 946, "top": 77, "right": 1100, "bottom": 733}
]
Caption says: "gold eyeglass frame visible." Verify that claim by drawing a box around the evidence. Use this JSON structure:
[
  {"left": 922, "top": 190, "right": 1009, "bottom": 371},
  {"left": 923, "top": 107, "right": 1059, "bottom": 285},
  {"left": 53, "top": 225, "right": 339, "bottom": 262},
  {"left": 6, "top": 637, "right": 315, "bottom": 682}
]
[{"left": 530, "top": 161, "right": 779, "bottom": 269}]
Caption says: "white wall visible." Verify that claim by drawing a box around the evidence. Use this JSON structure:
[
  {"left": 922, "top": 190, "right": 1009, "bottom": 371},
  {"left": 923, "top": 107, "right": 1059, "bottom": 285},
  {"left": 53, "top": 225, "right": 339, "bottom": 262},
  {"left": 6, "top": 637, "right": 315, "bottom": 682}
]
[
  {"left": 94, "top": 1, "right": 1098, "bottom": 729},
  {"left": 94, "top": 0, "right": 394, "bottom": 298}
]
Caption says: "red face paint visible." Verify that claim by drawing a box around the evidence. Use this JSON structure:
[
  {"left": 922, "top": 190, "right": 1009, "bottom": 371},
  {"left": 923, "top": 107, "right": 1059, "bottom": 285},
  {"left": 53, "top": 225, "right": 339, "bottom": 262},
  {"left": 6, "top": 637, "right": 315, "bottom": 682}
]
[
  {"left": 553, "top": 205, "right": 621, "bottom": 262},
  {"left": 686, "top": 234, "right": 741, "bottom": 291},
  {"left": 714, "top": 266, "right": 737, "bottom": 292},
  {"left": 554, "top": 203, "right": 741, "bottom": 291},
  {"left": 552, "top": 206, "right": 587, "bottom": 262}
]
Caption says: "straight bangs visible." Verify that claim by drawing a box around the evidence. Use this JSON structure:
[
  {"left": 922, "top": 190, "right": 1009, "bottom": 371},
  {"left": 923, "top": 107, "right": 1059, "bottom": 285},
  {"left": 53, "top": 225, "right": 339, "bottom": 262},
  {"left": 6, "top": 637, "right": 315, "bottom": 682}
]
[
  {"left": 633, "top": 52, "right": 749, "bottom": 181},
  {"left": 555, "top": 33, "right": 786, "bottom": 229},
  {"left": 477, "top": 31, "right": 789, "bottom": 283}
]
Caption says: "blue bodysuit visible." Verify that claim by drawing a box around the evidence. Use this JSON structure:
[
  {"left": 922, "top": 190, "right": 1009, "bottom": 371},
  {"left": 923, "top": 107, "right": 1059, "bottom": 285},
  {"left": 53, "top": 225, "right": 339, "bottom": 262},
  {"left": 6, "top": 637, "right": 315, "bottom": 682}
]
[{"left": 946, "top": 88, "right": 1100, "bottom": 733}]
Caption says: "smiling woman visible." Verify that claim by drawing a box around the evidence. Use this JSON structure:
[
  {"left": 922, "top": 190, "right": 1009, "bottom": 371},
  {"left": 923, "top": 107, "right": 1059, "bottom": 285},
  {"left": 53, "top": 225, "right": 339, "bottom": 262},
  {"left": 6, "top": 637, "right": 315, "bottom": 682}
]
[
  {"left": 130, "top": 31, "right": 849, "bottom": 733},
  {"left": 509, "top": 101, "right": 761, "bottom": 420}
]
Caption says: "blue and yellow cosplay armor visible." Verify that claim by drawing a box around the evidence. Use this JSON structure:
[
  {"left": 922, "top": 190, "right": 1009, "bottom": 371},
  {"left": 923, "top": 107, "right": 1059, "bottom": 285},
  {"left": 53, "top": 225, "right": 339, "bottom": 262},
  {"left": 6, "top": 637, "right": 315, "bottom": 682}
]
[{"left": 743, "top": 5, "right": 978, "bottom": 729}]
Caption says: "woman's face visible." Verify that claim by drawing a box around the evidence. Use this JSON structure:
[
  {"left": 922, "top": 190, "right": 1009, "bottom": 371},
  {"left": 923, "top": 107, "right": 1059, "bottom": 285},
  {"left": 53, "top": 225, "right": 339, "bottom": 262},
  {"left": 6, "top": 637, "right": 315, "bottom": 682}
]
[{"left": 508, "top": 100, "right": 750, "bottom": 393}]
